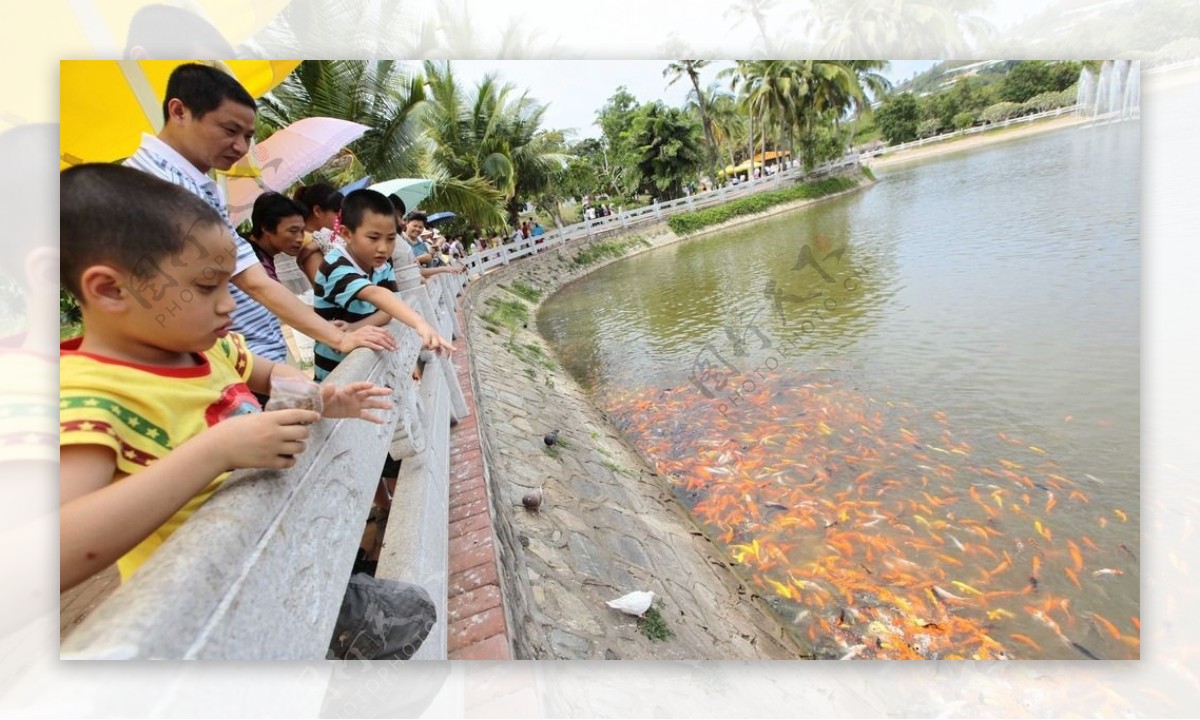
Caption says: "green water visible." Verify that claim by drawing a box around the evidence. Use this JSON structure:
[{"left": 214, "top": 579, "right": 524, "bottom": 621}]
[{"left": 538, "top": 121, "right": 1140, "bottom": 658}]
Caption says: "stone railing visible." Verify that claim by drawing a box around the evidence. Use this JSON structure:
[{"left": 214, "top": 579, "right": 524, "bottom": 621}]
[
  {"left": 461, "top": 155, "right": 862, "bottom": 277},
  {"left": 60, "top": 254, "right": 468, "bottom": 660}
]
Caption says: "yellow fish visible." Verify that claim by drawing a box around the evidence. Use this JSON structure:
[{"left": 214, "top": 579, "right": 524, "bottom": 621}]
[
  {"left": 951, "top": 581, "right": 984, "bottom": 596},
  {"left": 1028, "top": 446, "right": 1047, "bottom": 455}
]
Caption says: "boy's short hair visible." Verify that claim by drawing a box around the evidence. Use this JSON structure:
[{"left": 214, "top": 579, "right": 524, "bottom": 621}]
[
  {"left": 250, "top": 192, "right": 307, "bottom": 239},
  {"left": 162, "top": 63, "right": 256, "bottom": 123},
  {"left": 60, "top": 164, "right": 224, "bottom": 300},
  {"left": 341, "top": 189, "right": 397, "bottom": 231}
]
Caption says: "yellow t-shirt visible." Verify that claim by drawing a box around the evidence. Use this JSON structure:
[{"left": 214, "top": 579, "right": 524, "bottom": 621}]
[{"left": 60, "top": 333, "right": 260, "bottom": 581}]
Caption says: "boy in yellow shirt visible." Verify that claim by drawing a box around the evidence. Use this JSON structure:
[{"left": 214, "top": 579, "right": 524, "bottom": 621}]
[{"left": 59, "top": 165, "right": 393, "bottom": 592}]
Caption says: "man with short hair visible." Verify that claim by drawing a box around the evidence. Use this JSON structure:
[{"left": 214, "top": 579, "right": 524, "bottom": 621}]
[{"left": 124, "top": 63, "right": 396, "bottom": 363}]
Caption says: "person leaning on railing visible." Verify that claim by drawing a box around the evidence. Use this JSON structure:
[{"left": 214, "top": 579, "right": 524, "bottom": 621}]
[
  {"left": 123, "top": 63, "right": 397, "bottom": 366},
  {"left": 397, "top": 210, "right": 468, "bottom": 280},
  {"left": 59, "top": 165, "right": 394, "bottom": 592}
]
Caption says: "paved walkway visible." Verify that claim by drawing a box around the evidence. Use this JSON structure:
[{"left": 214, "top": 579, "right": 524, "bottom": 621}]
[
  {"left": 462, "top": 228, "right": 805, "bottom": 659},
  {"left": 446, "top": 303, "right": 512, "bottom": 659}
]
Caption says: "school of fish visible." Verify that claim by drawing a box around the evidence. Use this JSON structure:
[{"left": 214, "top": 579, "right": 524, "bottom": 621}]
[{"left": 602, "top": 373, "right": 1140, "bottom": 659}]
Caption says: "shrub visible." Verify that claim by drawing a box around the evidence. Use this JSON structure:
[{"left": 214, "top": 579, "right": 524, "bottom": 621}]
[
  {"left": 666, "top": 175, "right": 859, "bottom": 235},
  {"left": 952, "top": 111, "right": 976, "bottom": 130}
]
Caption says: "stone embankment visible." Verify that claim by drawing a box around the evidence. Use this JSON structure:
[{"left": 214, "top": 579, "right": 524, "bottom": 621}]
[{"left": 463, "top": 181, "right": 871, "bottom": 658}]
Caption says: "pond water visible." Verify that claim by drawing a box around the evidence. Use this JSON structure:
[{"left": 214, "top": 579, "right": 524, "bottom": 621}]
[{"left": 538, "top": 121, "right": 1140, "bottom": 659}]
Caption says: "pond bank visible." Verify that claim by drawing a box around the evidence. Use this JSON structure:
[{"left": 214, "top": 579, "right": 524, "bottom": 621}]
[{"left": 461, "top": 176, "right": 874, "bottom": 658}]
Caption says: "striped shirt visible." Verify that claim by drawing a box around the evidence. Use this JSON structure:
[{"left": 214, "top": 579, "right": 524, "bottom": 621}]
[
  {"left": 124, "top": 134, "right": 287, "bottom": 362},
  {"left": 312, "top": 247, "right": 397, "bottom": 380}
]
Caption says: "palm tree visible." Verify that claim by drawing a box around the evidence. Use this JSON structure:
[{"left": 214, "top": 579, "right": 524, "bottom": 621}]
[
  {"left": 258, "top": 60, "right": 507, "bottom": 227},
  {"left": 703, "top": 87, "right": 745, "bottom": 170},
  {"left": 421, "top": 61, "right": 567, "bottom": 225},
  {"left": 256, "top": 60, "right": 427, "bottom": 182},
  {"left": 664, "top": 60, "right": 718, "bottom": 185},
  {"left": 719, "top": 61, "right": 767, "bottom": 179},
  {"left": 629, "top": 102, "right": 705, "bottom": 199}
]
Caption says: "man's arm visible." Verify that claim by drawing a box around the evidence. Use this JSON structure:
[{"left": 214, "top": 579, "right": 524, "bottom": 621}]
[{"left": 231, "top": 264, "right": 397, "bottom": 354}]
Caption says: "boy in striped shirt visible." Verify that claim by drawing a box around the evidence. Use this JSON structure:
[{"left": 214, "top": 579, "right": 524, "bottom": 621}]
[{"left": 313, "top": 190, "right": 452, "bottom": 380}]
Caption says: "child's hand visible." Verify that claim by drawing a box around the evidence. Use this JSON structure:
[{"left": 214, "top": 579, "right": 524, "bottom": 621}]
[
  {"left": 320, "top": 381, "right": 394, "bottom": 424},
  {"left": 204, "top": 409, "right": 319, "bottom": 469},
  {"left": 416, "top": 321, "right": 454, "bottom": 355},
  {"left": 339, "top": 325, "right": 398, "bottom": 353}
]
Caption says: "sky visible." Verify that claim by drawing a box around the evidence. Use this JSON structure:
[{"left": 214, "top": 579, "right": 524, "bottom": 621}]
[
  {"left": 399, "top": 59, "right": 939, "bottom": 140},
  {"left": 390, "top": 0, "right": 1057, "bottom": 139}
]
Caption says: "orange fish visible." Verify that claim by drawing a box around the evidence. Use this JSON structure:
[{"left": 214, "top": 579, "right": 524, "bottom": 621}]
[
  {"left": 1064, "top": 567, "right": 1082, "bottom": 589},
  {"left": 1045, "top": 493, "right": 1057, "bottom": 514},
  {"left": 1068, "top": 540, "right": 1083, "bottom": 572},
  {"left": 1010, "top": 633, "right": 1042, "bottom": 652},
  {"left": 1032, "top": 555, "right": 1042, "bottom": 578},
  {"left": 1088, "top": 612, "right": 1122, "bottom": 640}
]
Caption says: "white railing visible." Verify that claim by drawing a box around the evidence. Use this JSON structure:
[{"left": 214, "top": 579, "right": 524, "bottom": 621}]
[
  {"left": 61, "top": 271, "right": 469, "bottom": 660},
  {"left": 870, "top": 106, "right": 1080, "bottom": 157},
  {"left": 461, "top": 155, "right": 862, "bottom": 276}
]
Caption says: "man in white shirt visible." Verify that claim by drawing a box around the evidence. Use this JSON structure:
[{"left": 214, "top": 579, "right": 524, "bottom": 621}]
[{"left": 124, "top": 63, "right": 395, "bottom": 362}]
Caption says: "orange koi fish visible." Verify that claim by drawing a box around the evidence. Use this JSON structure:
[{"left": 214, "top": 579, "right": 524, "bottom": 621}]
[
  {"left": 1068, "top": 540, "right": 1084, "bottom": 572},
  {"left": 1064, "top": 567, "right": 1082, "bottom": 589},
  {"left": 1009, "top": 633, "right": 1042, "bottom": 652},
  {"left": 1087, "top": 612, "right": 1122, "bottom": 640}
]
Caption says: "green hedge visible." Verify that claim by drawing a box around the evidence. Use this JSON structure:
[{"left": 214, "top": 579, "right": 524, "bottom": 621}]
[{"left": 667, "top": 174, "right": 861, "bottom": 235}]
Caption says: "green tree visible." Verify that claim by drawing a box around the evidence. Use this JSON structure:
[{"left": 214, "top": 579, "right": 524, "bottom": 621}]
[
  {"left": 595, "top": 87, "right": 646, "bottom": 199},
  {"left": 875, "top": 93, "right": 920, "bottom": 144},
  {"left": 664, "top": 60, "right": 718, "bottom": 184},
  {"left": 629, "top": 102, "right": 705, "bottom": 199},
  {"left": 256, "top": 60, "right": 506, "bottom": 226},
  {"left": 999, "top": 61, "right": 1082, "bottom": 103},
  {"left": 420, "top": 61, "right": 567, "bottom": 225}
]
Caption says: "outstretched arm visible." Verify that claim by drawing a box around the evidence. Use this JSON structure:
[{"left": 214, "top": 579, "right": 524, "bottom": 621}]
[
  {"left": 232, "top": 264, "right": 398, "bottom": 355},
  {"left": 357, "top": 285, "right": 453, "bottom": 355}
]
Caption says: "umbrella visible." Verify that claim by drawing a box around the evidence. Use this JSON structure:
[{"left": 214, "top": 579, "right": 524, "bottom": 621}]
[
  {"left": 368, "top": 178, "right": 434, "bottom": 215},
  {"left": 426, "top": 211, "right": 456, "bottom": 227},
  {"left": 339, "top": 176, "right": 374, "bottom": 194},
  {"left": 60, "top": 59, "right": 300, "bottom": 168},
  {"left": 219, "top": 117, "right": 372, "bottom": 225}
]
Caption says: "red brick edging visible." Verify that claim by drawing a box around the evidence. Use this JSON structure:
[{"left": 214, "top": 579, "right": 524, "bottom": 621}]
[{"left": 445, "top": 304, "right": 511, "bottom": 660}]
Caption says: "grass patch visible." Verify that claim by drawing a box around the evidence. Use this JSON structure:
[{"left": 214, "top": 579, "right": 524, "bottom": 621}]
[
  {"left": 666, "top": 175, "right": 859, "bottom": 235},
  {"left": 507, "top": 339, "right": 556, "bottom": 369},
  {"left": 638, "top": 606, "right": 674, "bottom": 641},
  {"left": 480, "top": 296, "right": 529, "bottom": 332},
  {"left": 573, "top": 235, "right": 650, "bottom": 267},
  {"left": 506, "top": 281, "right": 543, "bottom": 303},
  {"left": 542, "top": 444, "right": 561, "bottom": 461},
  {"left": 859, "top": 164, "right": 876, "bottom": 182}
]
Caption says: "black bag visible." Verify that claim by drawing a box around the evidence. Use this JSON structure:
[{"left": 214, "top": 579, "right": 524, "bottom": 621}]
[{"left": 328, "top": 573, "right": 437, "bottom": 660}]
